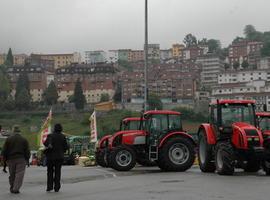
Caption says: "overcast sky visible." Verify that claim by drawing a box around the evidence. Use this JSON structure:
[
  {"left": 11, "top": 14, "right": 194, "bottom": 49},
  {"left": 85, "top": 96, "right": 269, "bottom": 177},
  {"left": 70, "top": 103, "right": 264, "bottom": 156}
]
[{"left": 0, "top": 0, "right": 269, "bottom": 54}]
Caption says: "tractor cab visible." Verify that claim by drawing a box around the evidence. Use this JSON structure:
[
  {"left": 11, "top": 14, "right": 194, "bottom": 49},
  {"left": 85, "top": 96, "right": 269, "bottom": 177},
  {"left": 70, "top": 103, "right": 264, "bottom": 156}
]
[
  {"left": 209, "top": 100, "right": 256, "bottom": 137},
  {"left": 120, "top": 117, "right": 144, "bottom": 131},
  {"left": 256, "top": 112, "right": 270, "bottom": 136},
  {"left": 143, "top": 110, "right": 183, "bottom": 145}
]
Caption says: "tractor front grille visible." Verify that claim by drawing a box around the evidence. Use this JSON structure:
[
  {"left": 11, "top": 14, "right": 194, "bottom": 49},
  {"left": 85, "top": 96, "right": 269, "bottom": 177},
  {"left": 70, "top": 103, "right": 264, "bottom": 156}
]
[
  {"left": 245, "top": 129, "right": 258, "bottom": 137},
  {"left": 247, "top": 139, "right": 261, "bottom": 148}
]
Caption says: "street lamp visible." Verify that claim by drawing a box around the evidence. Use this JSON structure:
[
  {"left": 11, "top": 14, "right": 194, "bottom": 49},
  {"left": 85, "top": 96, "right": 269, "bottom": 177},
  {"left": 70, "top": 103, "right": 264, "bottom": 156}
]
[{"left": 144, "top": 0, "right": 148, "bottom": 111}]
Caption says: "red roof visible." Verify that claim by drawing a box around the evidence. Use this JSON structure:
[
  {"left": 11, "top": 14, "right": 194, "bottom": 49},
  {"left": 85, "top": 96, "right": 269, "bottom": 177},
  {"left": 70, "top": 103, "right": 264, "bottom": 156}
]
[
  {"left": 122, "top": 117, "right": 142, "bottom": 122},
  {"left": 256, "top": 112, "right": 270, "bottom": 117},
  {"left": 144, "top": 110, "right": 181, "bottom": 115},
  {"left": 211, "top": 99, "right": 256, "bottom": 105}
]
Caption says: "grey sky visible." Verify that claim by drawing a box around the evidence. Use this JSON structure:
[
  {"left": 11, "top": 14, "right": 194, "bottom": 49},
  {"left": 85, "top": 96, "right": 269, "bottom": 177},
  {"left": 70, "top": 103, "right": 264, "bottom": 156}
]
[{"left": 0, "top": 0, "right": 269, "bottom": 54}]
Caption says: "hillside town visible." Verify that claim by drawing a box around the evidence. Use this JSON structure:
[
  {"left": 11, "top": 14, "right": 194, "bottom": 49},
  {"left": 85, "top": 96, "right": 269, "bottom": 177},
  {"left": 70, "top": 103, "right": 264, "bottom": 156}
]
[{"left": 1, "top": 25, "right": 270, "bottom": 112}]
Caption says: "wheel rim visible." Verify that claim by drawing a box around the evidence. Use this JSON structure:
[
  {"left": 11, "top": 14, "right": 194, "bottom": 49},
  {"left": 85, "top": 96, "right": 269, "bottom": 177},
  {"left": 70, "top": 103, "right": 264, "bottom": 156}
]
[
  {"left": 265, "top": 160, "right": 270, "bottom": 168},
  {"left": 116, "top": 150, "right": 132, "bottom": 167},
  {"left": 216, "top": 148, "right": 223, "bottom": 169},
  {"left": 168, "top": 143, "right": 190, "bottom": 165},
  {"left": 199, "top": 136, "right": 206, "bottom": 164}
]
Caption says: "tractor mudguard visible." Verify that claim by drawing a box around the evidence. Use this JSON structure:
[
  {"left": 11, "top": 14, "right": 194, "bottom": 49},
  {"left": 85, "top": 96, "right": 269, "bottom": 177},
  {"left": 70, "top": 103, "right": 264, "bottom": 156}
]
[
  {"left": 198, "top": 124, "right": 216, "bottom": 145},
  {"left": 158, "top": 132, "right": 196, "bottom": 148},
  {"left": 98, "top": 135, "right": 112, "bottom": 149}
]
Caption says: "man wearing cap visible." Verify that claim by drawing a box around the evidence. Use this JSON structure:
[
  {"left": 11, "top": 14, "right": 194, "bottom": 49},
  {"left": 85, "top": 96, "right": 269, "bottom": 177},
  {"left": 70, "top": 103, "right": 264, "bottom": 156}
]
[
  {"left": 2, "top": 125, "right": 30, "bottom": 194},
  {"left": 44, "top": 123, "right": 68, "bottom": 192}
]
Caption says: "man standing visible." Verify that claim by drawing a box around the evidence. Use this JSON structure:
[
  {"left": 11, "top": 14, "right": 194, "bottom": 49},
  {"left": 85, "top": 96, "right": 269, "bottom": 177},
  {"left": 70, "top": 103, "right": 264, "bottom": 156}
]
[
  {"left": 2, "top": 125, "right": 30, "bottom": 194},
  {"left": 44, "top": 124, "right": 68, "bottom": 192}
]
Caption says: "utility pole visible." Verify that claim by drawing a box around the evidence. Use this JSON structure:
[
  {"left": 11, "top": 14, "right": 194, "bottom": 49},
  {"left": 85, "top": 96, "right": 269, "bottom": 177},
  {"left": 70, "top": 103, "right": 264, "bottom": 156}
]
[{"left": 144, "top": 0, "right": 148, "bottom": 111}]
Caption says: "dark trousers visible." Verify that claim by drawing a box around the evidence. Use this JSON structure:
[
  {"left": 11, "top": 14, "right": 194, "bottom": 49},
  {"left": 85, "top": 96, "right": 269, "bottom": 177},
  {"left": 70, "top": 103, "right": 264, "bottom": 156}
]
[
  {"left": 7, "top": 158, "right": 26, "bottom": 192},
  {"left": 47, "top": 159, "right": 63, "bottom": 191}
]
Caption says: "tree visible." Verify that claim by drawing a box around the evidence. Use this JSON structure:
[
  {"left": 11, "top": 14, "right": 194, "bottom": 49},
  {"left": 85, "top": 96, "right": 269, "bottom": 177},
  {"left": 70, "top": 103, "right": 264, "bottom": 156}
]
[
  {"left": 148, "top": 94, "right": 163, "bottom": 110},
  {"left": 233, "top": 61, "right": 240, "bottom": 70},
  {"left": 14, "top": 72, "right": 31, "bottom": 110},
  {"left": 43, "top": 81, "right": 59, "bottom": 105},
  {"left": 261, "top": 42, "right": 270, "bottom": 57},
  {"left": 208, "top": 39, "right": 221, "bottom": 53},
  {"left": 0, "top": 69, "right": 10, "bottom": 101},
  {"left": 241, "top": 60, "right": 249, "bottom": 69},
  {"left": 73, "top": 79, "right": 86, "bottom": 110},
  {"left": 183, "top": 33, "right": 197, "bottom": 47},
  {"left": 244, "top": 25, "right": 256, "bottom": 39},
  {"left": 100, "top": 93, "right": 110, "bottom": 102},
  {"left": 198, "top": 38, "right": 208, "bottom": 45},
  {"left": 224, "top": 63, "right": 230, "bottom": 70},
  {"left": 232, "top": 36, "right": 245, "bottom": 44},
  {"left": 113, "top": 81, "right": 122, "bottom": 103},
  {"left": 3, "top": 97, "right": 16, "bottom": 111},
  {"left": 15, "top": 88, "right": 31, "bottom": 110},
  {"left": 15, "top": 72, "right": 30, "bottom": 101},
  {"left": 4, "top": 48, "right": 14, "bottom": 66}
]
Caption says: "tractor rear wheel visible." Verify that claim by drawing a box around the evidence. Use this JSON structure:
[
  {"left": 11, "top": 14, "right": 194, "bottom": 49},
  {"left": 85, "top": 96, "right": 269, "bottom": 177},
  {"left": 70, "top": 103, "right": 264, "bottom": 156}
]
[
  {"left": 109, "top": 146, "right": 136, "bottom": 171},
  {"left": 95, "top": 150, "right": 108, "bottom": 168},
  {"left": 157, "top": 137, "right": 195, "bottom": 172},
  {"left": 215, "top": 141, "right": 235, "bottom": 175},
  {"left": 198, "top": 129, "right": 215, "bottom": 172},
  {"left": 262, "top": 159, "right": 270, "bottom": 175},
  {"left": 244, "top": 159, "right": 261, "bottom": 172}
]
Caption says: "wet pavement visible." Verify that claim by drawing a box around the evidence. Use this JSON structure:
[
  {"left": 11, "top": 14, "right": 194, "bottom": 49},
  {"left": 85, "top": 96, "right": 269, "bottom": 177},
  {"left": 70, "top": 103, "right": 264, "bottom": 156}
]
[{"left": 0, "top": 165, "right": 270, "bottom": 200}]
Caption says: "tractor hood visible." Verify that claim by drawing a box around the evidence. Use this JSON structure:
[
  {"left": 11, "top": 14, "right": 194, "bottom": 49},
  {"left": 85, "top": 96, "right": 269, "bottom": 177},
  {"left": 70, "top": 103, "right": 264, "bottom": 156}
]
[
  {"left": 109, "top": 130, "right": 146, "bottom": 148},
  {"left": 232, "top": 122, "right": 257, "bottom": 130}
]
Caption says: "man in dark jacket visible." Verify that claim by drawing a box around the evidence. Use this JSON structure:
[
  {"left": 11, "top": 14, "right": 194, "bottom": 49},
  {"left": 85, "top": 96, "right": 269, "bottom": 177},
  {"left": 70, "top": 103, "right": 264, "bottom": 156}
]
[
  {"left": 44, "top": 123, "right": 68, "bottom": 192},
  {"left": 2, "top": 125, "right": 30, "bottom": 194}
]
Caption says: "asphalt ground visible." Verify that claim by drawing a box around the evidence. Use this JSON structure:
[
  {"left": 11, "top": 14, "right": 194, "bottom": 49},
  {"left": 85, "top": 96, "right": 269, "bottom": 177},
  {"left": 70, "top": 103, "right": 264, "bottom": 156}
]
[{"left": 0, "top": 165, "right": 270, "bottom": 200}]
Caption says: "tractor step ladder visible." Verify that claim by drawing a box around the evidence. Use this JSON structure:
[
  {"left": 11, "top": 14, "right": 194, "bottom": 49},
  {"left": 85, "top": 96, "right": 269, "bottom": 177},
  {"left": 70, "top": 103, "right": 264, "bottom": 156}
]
[{"left": 149, "top": 145, "right": 158, "bottom": 161}]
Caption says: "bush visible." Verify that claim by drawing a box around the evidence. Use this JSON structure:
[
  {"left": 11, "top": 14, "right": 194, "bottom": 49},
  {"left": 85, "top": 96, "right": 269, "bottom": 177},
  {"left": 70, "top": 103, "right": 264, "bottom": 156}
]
[{"left": 173, "top": 107, "right": 208, "bottom": 123}]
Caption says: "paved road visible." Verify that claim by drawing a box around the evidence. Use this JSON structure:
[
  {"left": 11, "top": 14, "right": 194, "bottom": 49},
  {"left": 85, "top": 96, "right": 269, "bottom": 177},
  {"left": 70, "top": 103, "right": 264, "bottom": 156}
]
[{"left": 1, "top": 165, "right": 270, "bottom": 200}]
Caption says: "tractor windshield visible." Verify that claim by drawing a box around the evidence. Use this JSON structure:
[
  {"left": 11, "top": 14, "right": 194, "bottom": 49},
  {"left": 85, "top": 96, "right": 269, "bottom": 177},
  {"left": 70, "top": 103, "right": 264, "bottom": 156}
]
[
  {"left": 146, "top": 114, "right": 182, "bottom": 134},
  {"left": 258, "top": 117, "right": 270, "bottom": 131},
  {"left": 221, "top": 104, "right": 255, "bottom": 127},
  {"left": 122, "top": 120, "right": 141, "bottom": 130}
]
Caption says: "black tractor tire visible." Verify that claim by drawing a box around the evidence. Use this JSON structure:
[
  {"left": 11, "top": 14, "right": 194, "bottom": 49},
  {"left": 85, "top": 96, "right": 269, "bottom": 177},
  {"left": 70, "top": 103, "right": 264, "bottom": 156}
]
[
  {"left": 109, "top": 145, "right": 136, "bottom": 171},
  {"left": 157, "top": 137, "right": 195, "bottom": 172},
  {"left": 262, "top": 159, "right": 270, "bottom": 175},
  {"left": 95, "top": 150, "right": 108, "bottom": 168},
  {"left": 244, "top": 159, "right": 261, "bottom": 172},
  {"left": 215, "top": 141, "right": 235, "bottom": 175},
  {"left": 198, "top": 129, "right": 216, "bottom": 173},
  {"left": 136, "top": 157, "right": 156, "bottom": 167}
]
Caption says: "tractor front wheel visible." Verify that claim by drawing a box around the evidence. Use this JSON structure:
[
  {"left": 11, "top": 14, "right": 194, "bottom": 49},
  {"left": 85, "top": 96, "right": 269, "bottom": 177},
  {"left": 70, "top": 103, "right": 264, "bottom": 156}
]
[
  {"left": 262, "top": 159, "right": 270, "bottom": 175},
  {"left": 157, "top": 137, "right": 195, "bottom": 172},
  {"left": 198, "top": 130, "right": 215, "bottom": 172},
  {"left": 109, "top": 146, "right": 136, "bottom": 171},
  {"left": 215, "top": 141, "right": 234, "bottom": 175},
  {"left": 95, "top": 150, "right": 108, "bottom": 168}
]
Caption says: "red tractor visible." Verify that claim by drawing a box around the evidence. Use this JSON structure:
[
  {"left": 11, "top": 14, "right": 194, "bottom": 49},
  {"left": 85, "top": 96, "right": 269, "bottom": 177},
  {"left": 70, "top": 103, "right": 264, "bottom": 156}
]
[
  {"left": 256, "top": 112, "right": 270, "bottom": 175},
  {"left": 107, "top": 110, "right": 196, "bottom": 172},
  {"left": 198, "top": 99, "right": 270, "bottom": 175},
  {"left": 95, "top": 117, "right": 142, "bottom": 167}
]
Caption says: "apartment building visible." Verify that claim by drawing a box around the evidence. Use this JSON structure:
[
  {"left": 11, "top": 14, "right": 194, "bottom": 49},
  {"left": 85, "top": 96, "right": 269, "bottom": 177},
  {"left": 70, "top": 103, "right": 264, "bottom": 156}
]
[
  {"left": 31, "top": 52, "right": 81, "bottom": 69},
  {"left": 7, "top": 65, "right": 47, "bottom": 102},
  {"left": 196, "top": 53, "right": 224, "bottom": 89},
  {"left": 55, "top": 63, "right": 116, "bottom": 103},
  {"left": 121, "top": 62, "right": 201, "bottom": 103},
  {"left": 85, "top": 51, "right": 106, "bottom": 64},
  {"left": 172, "top": 44, "right": 185, "bottom": 58},
  {"left": 0, "top": 54, "right": 28, "bottom": 65}
]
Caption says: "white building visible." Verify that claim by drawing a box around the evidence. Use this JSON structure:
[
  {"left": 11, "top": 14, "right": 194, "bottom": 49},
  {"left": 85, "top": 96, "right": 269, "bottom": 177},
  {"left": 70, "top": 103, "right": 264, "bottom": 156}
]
[
  {"left": 85, "top": 51, "right": 106, "bottom": 64},
  {"left": 106, "top": 50, "right": 118, "bottom": 63},
  {"left": 147, "top": 44, "right": 160, "bottom": 60},
  {"left": 259, "top": 57, "right": 270, "bottom": 69},
  {"left": 218, "top": 69, "right": 270, "bottom": 84},
  {"left": 160, "top": 49, "right": 172, "bottom": 61},
  {"left": 196, "top": 53, "right": 224, "bottom": 89}
]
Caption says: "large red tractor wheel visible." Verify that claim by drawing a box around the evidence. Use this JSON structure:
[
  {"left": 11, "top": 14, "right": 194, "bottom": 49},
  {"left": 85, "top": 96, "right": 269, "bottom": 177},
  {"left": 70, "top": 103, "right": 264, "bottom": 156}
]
[
  {"left": 198, "top": 129, "right": 216, "bottom": 172},
  {"left": 215, "top": 141, "right": 235, "bottom": 175},
  {"left": 95, "top": 150, "right": 108, "bottom": 168},
  {"left": 109, "top": 145, "right": 136, "bottom": 171},
  {"left": 157, "top": 137, "right": 195, "bottom": 172}
]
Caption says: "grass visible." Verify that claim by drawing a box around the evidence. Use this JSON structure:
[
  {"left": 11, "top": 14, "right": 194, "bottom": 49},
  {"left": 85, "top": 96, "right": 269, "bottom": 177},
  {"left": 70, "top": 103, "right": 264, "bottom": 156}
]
[{"left": 0, "top": 110, "right": 205, "bottom": 150}]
